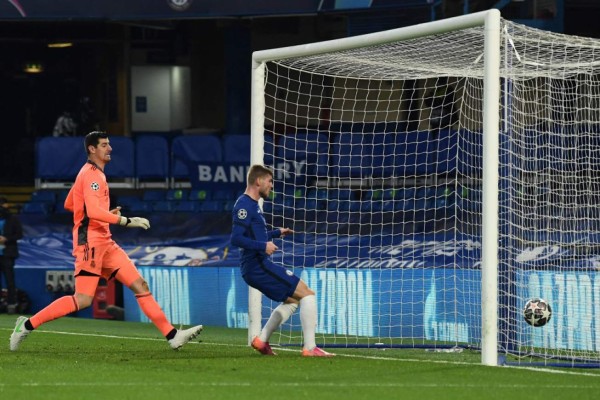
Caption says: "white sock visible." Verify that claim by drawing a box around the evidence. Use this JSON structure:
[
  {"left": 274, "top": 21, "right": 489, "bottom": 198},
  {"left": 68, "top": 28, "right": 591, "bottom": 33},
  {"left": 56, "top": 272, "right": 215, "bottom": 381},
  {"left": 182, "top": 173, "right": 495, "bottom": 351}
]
[
  {"left": 259, "top": 303, "right": 298, "bottom": 342},
  {"left": 300, "top": 294, "right": 317, "bottom": 350}
]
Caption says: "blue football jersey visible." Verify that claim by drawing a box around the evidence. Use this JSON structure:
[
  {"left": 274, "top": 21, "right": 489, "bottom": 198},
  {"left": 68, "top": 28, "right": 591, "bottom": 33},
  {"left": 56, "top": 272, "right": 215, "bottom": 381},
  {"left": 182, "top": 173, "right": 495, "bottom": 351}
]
[{"left": 230, "top": 194, "right": 280, "bottom": 268}]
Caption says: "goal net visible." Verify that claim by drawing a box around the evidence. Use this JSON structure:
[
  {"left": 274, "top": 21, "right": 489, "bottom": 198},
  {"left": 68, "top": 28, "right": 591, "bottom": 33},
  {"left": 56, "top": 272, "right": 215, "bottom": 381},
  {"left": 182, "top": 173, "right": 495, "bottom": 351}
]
[{"left": 250, "top": 10, "right": 600, "bottom": 367}]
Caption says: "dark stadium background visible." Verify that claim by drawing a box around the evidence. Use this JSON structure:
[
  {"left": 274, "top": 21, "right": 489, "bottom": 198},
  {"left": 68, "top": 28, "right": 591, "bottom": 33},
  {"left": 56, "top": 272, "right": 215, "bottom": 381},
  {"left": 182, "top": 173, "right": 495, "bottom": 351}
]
[
  {"left": 0, "top": 0, "right": 597, "bottom": 185},
  {"left": 0, "top": 0, "right": 599, "bottom": 319}
]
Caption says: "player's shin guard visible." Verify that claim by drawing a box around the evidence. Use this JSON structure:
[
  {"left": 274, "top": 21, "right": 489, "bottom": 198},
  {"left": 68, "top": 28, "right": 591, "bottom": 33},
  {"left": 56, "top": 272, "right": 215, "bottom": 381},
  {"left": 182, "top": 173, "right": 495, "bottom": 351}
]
[
  {"left": 260, "top": 302, "right": 298, "bottom": 342},
  {"left": 135, "top": 292, "right": 175, "bottom": 336},
  {"left": 29, "top": 295, "right": 79, "bottom": 329},
  {"left": 299, "top": 295, "right": 317, "bottom": 350}
]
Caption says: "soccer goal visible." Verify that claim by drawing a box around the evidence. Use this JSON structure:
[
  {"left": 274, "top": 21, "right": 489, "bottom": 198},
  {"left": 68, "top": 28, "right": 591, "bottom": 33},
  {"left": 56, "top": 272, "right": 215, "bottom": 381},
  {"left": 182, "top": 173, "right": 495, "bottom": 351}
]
[{"left": 250, "top": 9, "right": 600, "bottom": 367}]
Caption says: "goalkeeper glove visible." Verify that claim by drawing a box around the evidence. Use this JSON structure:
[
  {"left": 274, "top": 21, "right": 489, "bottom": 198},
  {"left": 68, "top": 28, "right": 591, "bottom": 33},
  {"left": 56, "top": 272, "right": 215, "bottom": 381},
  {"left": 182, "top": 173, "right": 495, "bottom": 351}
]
[{"left": 119, "top": 216, "right": 150, "bottom": 230}]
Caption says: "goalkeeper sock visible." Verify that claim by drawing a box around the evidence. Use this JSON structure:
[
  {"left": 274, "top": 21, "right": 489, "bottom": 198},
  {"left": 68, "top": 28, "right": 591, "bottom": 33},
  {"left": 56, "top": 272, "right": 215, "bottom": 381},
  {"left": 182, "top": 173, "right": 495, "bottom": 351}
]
[
  {"left": 135, "top": 292, "right": 174, "bottom": 337},
  {"left": 260, "top": 303, "right": 298, "bottom": 342},
  {"left": 299, "top": 295, "right": 317, "bottom": 350},
  {"left": 29, "top": 295, "right": 79, "bottom": 329}
]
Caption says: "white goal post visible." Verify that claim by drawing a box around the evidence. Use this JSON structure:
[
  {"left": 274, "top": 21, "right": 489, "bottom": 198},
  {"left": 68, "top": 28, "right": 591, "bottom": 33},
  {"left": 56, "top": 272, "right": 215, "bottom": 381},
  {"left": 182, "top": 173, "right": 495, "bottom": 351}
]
[{"left": 250, "top": 8, "right": 600, "bottom": 367}]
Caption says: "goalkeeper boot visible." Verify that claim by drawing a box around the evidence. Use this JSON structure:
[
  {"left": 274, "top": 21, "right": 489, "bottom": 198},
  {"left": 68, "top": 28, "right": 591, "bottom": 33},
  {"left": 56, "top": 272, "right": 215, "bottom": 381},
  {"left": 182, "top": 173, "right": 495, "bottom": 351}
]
[
  {"left": 251, "top": 336, "right": 277, "bottom": 355},
  {"left": 10, "top": 316, "right": 32, "bottom": 351},
  {"left": 301, "top": 346, "right": 335, "bottom": 357},
  {"left": 168, "top": 325, "right": 203, "bottom": 350}
]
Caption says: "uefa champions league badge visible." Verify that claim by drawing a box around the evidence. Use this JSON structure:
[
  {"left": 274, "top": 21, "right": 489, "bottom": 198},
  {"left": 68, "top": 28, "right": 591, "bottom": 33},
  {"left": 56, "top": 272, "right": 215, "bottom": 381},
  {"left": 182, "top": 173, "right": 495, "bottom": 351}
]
[
  {"left": 237, "top": 209, "right": 247, "bottom": 220},
  {"left": 90, "top": 182, "right": 100, "bottom": 191},
  {"left": 167, "top": 0, "right": 193, "bottom": 11}
]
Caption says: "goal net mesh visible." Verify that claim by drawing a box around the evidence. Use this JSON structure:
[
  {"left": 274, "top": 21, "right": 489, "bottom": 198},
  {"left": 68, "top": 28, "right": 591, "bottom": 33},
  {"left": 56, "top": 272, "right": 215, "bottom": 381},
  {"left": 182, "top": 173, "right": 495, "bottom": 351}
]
[{"left": 259, "top": 18, "right": 600, "bottom": 364}]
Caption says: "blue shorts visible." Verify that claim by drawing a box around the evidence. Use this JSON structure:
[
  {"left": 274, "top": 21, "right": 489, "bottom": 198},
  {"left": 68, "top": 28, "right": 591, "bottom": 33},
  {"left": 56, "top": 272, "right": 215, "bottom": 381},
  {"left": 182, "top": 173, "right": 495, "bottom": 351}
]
[{"left": 242, "top": 259, "right": 300, "bottom": 302}]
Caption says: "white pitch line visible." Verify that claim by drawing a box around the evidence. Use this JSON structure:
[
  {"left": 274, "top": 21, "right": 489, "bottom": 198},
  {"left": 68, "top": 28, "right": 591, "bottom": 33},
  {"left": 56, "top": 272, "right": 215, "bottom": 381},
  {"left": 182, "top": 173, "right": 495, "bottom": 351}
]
[
  {"left": 0, "top": 381, "right": 598, "bottom": 389},
  {"left": 2, "top": 327, "right": 600, "bottom": 378}
]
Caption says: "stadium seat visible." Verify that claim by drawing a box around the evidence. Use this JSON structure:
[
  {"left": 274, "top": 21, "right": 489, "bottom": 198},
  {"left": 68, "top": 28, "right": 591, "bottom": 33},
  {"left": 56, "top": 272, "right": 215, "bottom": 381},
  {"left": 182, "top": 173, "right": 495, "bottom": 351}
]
[
  {"left": 456, "top": 129, "right": 482, "bottom": 176},
  {"left": 390, "top": 131, "right": 436, "bottom": 177},
  {"left": 153, "top": 200, "right": 174, "bottom": 212},
  {"left": 262, "top": 201, "right": 273, "bottom": 214},
  {"left": 304, "top": 188, "right": 328, "bottom": 210},
  {"left": 199, "top": 200, "right": 221, "bottom": 212},
  {"left": 433, "top": 186, "right": 456, "bottom": 208},
  {"left": 116, "top": 194, "right": 142, "bottom": 208},
  {"left": 166, "top": 189, "right": 189, "bottom": 201},
  {"left": 35, "top": 137, "right": 87, "bottom": 188},
  {"left": 30, "top": 190, "right": 56, "bottom": 203},
  {"left": 222, "top": 200, "right": 236, "bottom": 212},
  {"left": 435, "top": 129, "right": 459, "bottom": 175},
  {"left": 142, "top": 190, "right": 166, "bottom": 202},
  {"left": 135, "top": 135, "right": 170, "bottom": 188},
  {"left": 35, "top": 136, "right": 134, "bottom": 189},
  {"left": 188, "top": 189, "right": 210, "bottom": 201},
  {"left": 264, "top": 133, "right": 275, "bottom": 166},
  {"left": 331, "top": 132, "right": 374, "bottom": 178},
  {"left": 212, "top": 189, "right": 232, "bottom": 200},
  {"left": 21, "top": 202, "right": 52, "bottom": 214},
  {"left": 54, "top": 190, "right": 70, "bottom": 213},
  {"left": 106, "top": 136, "right": 135, "bottom": 187},
  {"left": 361, "top": 199, "right": 383, "bottom": 213},
  {"left": 171, "top": 135, "right": 223, "bottom": 186},
  {"left": 276, "top": 131, "right": 329, "bottom": 183},
  {"left": 222, "top": 134, "right": 251, "bottom": 164},
  {"left": 127, "top": 201, "right": 153, "bottom": 213},
  {"left": 174, "top": 201, "right": 200, "bottom": 213}
]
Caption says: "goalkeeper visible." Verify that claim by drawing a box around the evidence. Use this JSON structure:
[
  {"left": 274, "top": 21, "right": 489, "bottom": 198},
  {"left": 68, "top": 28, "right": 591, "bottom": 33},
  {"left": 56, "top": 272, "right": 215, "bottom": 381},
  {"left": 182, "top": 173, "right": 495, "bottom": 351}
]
[
  {"left": 230, "top": 164, "right": 333, "bottom": 357},
  {"left": 10, "top": 131, "right": 203, "bottom": 351}
]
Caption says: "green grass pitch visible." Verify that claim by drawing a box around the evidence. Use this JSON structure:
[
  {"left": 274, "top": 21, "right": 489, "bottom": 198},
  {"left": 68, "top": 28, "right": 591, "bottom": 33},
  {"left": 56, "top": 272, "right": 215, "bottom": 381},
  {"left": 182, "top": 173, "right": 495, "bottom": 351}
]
[{"left": 0, "top": 314, "right": 599, "bottom": 400}]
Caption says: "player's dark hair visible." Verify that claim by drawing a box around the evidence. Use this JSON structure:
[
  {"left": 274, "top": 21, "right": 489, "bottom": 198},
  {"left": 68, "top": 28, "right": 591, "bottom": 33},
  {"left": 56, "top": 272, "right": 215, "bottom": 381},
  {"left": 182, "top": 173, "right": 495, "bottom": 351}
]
[
  {"left": 247, "top": 164, "right": 273, "bottom": 185},
  {"left": 84, "top": 131, "right": 109, "bottom": 155}
]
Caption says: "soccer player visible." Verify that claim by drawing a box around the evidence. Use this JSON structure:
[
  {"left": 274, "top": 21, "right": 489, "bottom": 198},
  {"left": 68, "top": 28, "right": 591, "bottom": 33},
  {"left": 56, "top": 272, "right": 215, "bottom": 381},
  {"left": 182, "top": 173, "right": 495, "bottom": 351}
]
[
  {"left": 230, "top": 164, "right": 333, "bottom": 357},
  {"left": 10, "top": 131, "right": 203, "bottom": 351}
]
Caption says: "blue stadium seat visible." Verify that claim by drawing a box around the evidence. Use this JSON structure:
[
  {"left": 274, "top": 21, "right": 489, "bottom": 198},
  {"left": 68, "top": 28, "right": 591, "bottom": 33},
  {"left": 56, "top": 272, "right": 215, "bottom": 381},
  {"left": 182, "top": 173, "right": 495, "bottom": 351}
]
[
  {"left": 106, "top": 136, "right": 134, "bottom": 186},
  {"left": 128, "top": 201, "right": 153, "bottom": 213},
  {"left": 364, "top": 189, "right": 384, "bottom": 201},
  {"left": 54, "top": 190, "right": 70, "bottom": 213},
  {"left": 457, "top": 129, "right": 482, "bottom": 176},
  {"left": 435, "top": 129, "right": 459, "bottom": 175},
  {"left": 277, "top": 131, "right": 329, "bottom": 182},
  {"left": 30, "top": 190, "right": 56, "bottom": 203},
  {"left": 331, "top": 132, "right": 374, "bottom": 178},
  {"left": 222, "top": 134, "right": 251, "bottom": 164},
  {"left": 116, "top": 195, "right": 143, "bottom": 208},
  {"left": 361, "top": 200, "right": 383, "bottom": 213},
  {"left": 188, "top": 189, "right": 210, "bottom": 201},
  {"left": 390, "top": 131, "right": 436, "bottom": 177},
  {"left": 153, "top": 200, "right": 174, "bottom": 212},
  {"left": 171, "top": 135, "right": 223, "bottom": 183},
  {"left": 199, "top": 200, "right": 221, "bottom": 212},
  {"left": 142, "top": 190, "right": 165, "bottom": 202},
  {"left": 174, "top": 201, "right": 200, "bottom": 213},
  {"left": 264, "top": 133, "right": 274, "bottom": 166},
  {"left": 262, "top": 201, "right": 273, "bottom": 214},
  {"left": 35, "top": 137, "right": 86, "bottom": 186},
  {"left": 21, "top": 202, "right": 52, "bottom": 214},
  {"left": 222, "top": 200, "right": 236, "bottom": 212},
  {"left": 212, "top": 189, "right": 232, "bottom": 200},
  {"left": 385, "top": 188, "right": 415, "bottom": 200},
  {"left": 166, "top": 189, "right": 189, "bottom": 201},
  {"left": 328, "top": 188, "right": 355, "bottom": 201},
  {"left": 433, "top": 186, "right": 456, "bottom": 208},
  {"left": 135, "top": 135, "right": 169, "bottom": 188}
]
